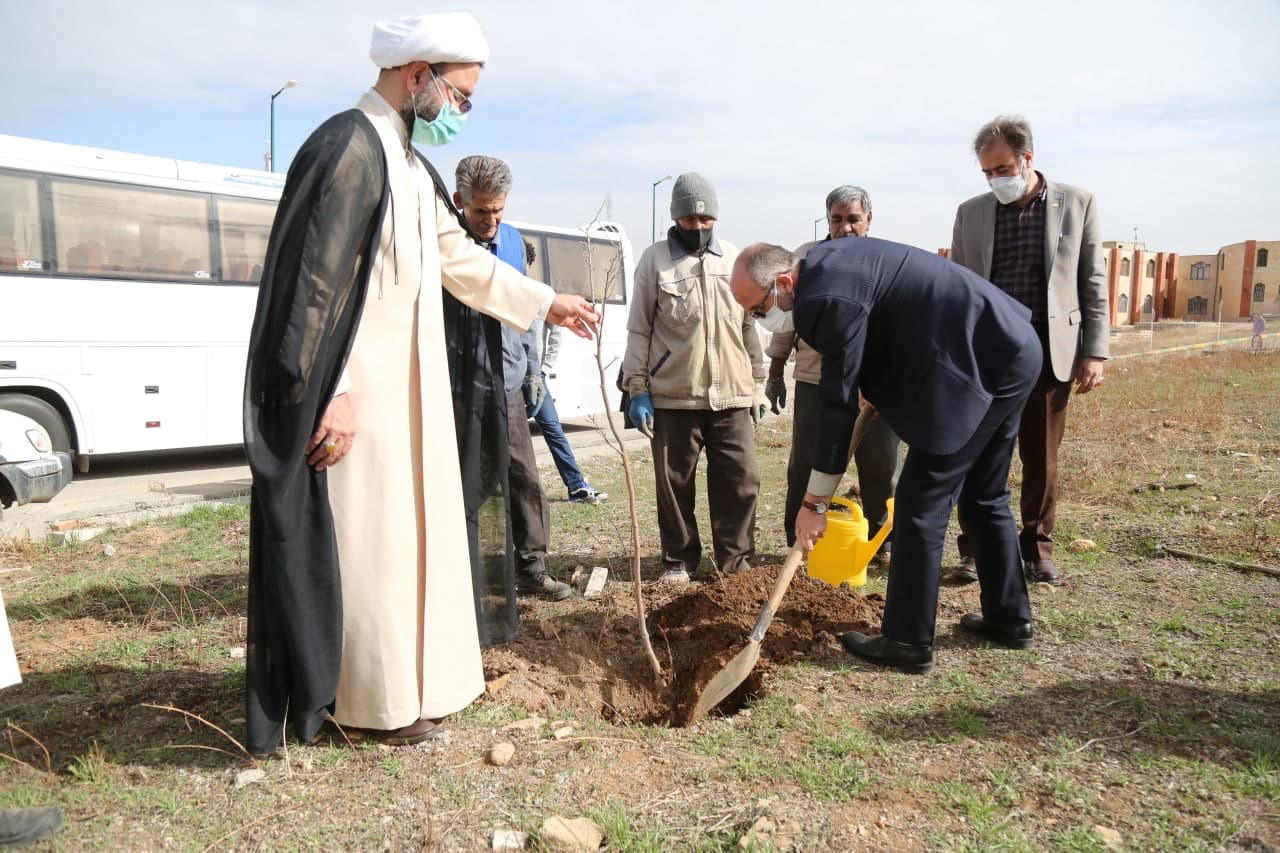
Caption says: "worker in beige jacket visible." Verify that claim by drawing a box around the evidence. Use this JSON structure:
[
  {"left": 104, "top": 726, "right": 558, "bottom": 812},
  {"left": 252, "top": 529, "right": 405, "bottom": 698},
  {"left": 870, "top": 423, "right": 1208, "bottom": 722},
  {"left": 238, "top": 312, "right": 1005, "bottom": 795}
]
[
  {"left": 622, "top": 173, "right": 767, "bottom": 582},
  {"left": 764, "top": 185, "right": 902, "bottom": 559}
]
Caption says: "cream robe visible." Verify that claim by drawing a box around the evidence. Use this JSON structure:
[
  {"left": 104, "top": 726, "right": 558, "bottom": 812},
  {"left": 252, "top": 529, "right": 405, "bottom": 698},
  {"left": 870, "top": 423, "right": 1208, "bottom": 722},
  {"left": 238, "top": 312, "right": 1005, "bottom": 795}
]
[{"left": 328, "top": 91, "right": 553, "bottom": 730}]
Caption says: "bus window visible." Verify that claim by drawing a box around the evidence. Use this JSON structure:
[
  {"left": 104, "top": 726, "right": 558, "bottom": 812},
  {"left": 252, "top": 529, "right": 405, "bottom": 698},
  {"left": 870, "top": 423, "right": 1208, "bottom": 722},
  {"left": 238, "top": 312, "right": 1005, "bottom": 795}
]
[
  {"left": 49, "top": 178, "right": 212, "bottom": 280},
  {"left": 216, "top": 197, "right": 276, "bottom": 284},
  {"left": 0, "top": 171, "right": 49, "bottom": 272},
  {"left": 544, "top": 234, "right": 625, "bottom": 304}
]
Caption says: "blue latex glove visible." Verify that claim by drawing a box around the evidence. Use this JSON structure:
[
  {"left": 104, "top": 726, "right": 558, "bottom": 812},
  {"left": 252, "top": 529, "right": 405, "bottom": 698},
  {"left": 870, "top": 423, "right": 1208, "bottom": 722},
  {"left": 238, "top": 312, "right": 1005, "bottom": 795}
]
[{"left": 628, "top": 392, "right": 655, "bottom": 439}]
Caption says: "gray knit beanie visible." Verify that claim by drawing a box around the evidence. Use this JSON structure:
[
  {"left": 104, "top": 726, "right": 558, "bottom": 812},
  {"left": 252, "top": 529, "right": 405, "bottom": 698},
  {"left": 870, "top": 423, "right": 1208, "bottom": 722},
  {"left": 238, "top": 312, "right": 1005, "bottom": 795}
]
[{"left": 669, "top": 172, "right": 719, "bottom": 221}]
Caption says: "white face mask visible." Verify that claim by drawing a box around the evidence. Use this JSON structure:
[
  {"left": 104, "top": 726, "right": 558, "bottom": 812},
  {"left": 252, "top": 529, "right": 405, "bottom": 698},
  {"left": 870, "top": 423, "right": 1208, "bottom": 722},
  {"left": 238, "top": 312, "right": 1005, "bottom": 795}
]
[
  {"left": 757, "top": 303, "right": 794, "bottom": 334},
  {"left": 988, "top": 161, "right": 1028, "bottom": 205}
]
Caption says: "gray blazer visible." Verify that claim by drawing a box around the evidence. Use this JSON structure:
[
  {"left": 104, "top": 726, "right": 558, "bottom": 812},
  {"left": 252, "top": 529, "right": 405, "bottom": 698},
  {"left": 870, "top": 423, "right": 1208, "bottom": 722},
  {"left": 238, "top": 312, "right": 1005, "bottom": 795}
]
[{"left": 950, "top": 177, "right": 1109, "bottom": 382}]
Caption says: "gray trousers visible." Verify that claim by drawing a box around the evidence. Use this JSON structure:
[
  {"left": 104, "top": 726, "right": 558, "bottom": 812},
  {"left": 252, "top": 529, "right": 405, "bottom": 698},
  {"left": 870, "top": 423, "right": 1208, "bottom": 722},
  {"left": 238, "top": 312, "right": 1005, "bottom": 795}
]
[
  {"left": 652, "top": 407, "right": 759, "bottom": 574},
  {"left": 784, "top": 381, "right": 903, "bottom": 548},
  {"left": 506, "top": 390, "right": 550, "bottom": 580}
]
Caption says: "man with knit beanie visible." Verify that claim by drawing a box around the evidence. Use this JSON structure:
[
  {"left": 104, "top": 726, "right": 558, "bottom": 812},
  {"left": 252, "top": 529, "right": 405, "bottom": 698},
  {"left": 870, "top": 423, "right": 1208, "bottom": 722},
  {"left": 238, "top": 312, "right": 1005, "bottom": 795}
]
[{"left": 622, "top": 173, "right": 767, "bottom": 582}]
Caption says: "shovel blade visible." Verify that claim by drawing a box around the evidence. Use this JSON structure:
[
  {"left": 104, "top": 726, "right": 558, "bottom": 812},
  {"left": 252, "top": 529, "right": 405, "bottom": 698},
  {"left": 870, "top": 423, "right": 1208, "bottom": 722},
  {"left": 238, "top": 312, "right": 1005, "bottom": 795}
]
[{"left": 690, "top": 640, "right": 761, "bottom": 721}]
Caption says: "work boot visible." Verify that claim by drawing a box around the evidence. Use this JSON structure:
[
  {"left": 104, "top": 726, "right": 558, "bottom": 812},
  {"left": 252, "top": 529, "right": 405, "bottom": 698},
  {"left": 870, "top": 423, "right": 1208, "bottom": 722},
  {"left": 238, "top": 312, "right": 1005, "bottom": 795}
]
[
  {"left": 952, "top": 556, "right": 978, "bottom": 583},
  {"left": 518, "top": 573, "right": 573, "bottom": 601},
  {"left": 959, "top": 613, "right": 1034, "bottom": 650},
  {"left": 1024, "top": 558, "right": 1062, "bottom": 586},
  {"left": 0, "top": 806, "right": 63, "bottom": 847}
]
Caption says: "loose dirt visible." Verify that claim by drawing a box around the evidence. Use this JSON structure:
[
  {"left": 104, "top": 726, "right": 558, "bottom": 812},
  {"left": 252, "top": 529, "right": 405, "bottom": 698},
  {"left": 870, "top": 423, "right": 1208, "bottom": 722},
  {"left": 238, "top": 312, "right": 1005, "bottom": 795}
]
[{"left": 483, "top": 566, "right": 884, "bottom": 726}]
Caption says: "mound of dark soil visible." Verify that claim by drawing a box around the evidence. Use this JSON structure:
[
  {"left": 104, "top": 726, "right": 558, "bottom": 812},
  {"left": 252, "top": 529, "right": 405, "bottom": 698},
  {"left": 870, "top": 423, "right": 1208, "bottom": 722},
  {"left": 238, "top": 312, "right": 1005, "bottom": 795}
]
[{"left": 482, "top": 567, "right": 883, "bottom": 726}]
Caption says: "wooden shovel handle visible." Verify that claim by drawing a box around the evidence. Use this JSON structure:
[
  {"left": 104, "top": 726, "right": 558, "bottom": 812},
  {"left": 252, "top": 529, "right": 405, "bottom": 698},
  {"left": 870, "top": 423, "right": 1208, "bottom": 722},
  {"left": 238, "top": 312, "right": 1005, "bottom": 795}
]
[{"left": 748, "top": 541, "right": 807, "bottom": 643}]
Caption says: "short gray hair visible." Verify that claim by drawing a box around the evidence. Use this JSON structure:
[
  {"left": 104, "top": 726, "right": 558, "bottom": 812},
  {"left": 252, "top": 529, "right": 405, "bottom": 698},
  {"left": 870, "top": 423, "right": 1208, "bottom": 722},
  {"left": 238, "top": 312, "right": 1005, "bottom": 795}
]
[
  {"left": 739, "top": 243, "right": 798, "bottom": 291},
  {"left": 455, "top": 155, "right": 512, "bottom": 203},
  {"left": 825, "top": 185, "right": 872, "bottom": 214},
  {"left": 973, "top": 115, "right": 1034, "bottom": 159}
]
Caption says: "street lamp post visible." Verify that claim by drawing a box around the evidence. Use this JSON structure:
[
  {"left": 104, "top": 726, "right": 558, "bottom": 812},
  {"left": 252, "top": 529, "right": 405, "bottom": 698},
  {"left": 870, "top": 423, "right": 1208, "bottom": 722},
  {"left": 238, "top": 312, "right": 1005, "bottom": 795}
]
[
  {"left": 651, "top": 175, "right": 673, "bottom": 245},
  {"left": 813, "top": 216, "right": 826, "bottom": 241},
  {"left": 268, "top": 80, "right": 298, "bottom": 172}
]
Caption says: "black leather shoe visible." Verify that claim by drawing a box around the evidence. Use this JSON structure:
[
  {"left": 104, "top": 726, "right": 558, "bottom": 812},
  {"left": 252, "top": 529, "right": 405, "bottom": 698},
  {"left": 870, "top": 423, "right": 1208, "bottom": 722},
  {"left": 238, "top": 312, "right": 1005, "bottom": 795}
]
[
  {"left": 839, "top": 632, "right": 934, "bottom": 674},
  {"left": 959, "top": 613, "right": 1034, "bottom": 650}
]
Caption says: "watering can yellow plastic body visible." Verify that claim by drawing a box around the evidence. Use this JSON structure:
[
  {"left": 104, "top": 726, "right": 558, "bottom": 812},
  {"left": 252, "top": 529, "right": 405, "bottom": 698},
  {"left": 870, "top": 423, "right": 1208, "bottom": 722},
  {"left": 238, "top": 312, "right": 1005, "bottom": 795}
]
[{"left": 806, "top": 497, "right": 895, "bottom": 588}]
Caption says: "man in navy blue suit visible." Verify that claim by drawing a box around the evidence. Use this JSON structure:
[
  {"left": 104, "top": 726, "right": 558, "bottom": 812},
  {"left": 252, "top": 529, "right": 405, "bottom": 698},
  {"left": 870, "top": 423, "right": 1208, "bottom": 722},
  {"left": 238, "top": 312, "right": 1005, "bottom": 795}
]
[{"left": 730, "top": 239, "right": 1042, "bottom": 673}]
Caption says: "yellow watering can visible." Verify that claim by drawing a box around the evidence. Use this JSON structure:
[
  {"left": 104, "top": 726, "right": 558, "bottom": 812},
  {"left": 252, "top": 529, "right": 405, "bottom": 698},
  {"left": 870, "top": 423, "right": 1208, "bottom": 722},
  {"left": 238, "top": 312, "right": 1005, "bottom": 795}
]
[{"left": 807, "top": 496, "right": 895, "bottom": 588}]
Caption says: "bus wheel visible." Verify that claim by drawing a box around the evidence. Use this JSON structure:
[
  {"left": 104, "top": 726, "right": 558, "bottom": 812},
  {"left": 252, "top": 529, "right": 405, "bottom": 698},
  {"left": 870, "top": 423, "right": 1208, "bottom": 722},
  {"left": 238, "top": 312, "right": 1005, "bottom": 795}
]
[{"left": 0, "top": 393, "right": 73, "bottom": 455}]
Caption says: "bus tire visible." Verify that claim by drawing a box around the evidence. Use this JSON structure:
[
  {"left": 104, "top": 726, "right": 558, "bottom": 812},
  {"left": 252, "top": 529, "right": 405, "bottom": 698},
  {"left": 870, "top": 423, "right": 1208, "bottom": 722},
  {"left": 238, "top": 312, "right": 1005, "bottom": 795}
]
[{"left": 0, "top": 393, "right": 73, "bottom": 455}]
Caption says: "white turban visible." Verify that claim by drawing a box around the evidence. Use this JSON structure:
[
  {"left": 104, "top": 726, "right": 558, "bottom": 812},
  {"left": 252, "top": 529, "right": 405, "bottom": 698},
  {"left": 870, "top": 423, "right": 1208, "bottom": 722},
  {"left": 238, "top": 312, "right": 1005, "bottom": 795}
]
[{"left": 369, "top": 13, "right": 489, "bottom": 69}]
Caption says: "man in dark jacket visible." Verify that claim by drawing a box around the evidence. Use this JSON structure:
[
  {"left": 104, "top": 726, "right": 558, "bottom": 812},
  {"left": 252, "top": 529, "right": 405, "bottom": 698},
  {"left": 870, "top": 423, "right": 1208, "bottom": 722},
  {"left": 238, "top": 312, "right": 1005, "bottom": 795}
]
[{"left": 730, "top": 238, "right": 1041, "bottom": 673}]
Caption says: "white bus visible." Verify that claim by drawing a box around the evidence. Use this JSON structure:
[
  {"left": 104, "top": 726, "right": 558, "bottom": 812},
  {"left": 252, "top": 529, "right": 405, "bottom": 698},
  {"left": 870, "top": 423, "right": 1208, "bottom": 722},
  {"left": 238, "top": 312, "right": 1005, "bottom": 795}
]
[{"left": 0, "top": 134, "right": 632, "bottom": 470}]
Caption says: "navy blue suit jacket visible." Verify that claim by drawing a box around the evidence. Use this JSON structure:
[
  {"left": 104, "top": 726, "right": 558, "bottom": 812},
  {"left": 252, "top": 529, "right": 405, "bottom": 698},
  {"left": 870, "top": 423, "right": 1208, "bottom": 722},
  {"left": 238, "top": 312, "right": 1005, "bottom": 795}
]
[{"left": 793, "top": 237, "right": 1036, "bottom": 476}]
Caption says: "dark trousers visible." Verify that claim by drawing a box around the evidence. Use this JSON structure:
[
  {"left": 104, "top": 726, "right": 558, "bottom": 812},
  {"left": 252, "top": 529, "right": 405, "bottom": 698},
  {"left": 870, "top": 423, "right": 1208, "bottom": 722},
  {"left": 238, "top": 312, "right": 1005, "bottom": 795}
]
[
  {"left": 784, "top": 381, "right": 902, "bottom": 548},
  {"left": 531, "top": 377, "right": 588, "bottom": 494},
  {"left": 652, "top": 407, "right": 759, "bottom": 573},
  {"left": 881, "top": 334, "right": 1042, "bottom": 646},
  {"left": 958, "top": 323, "right": 1073, "bottom": 563},
  {"left": 506, "top": 390, "right": 550, "bottom": 580}
]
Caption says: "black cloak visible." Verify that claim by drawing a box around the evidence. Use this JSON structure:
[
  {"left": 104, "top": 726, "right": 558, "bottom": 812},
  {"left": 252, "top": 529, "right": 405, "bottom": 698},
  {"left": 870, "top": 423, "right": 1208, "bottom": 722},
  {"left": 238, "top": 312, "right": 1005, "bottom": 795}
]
[{"left": 243, "top": 110, "right": 517, "bottom": 756}]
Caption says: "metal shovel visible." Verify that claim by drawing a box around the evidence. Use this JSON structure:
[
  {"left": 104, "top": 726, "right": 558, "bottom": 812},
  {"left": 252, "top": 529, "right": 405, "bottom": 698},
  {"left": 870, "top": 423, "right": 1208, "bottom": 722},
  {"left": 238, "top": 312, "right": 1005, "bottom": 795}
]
[{"left": 688, "top": 406, "right": 876, "bottom": 722}]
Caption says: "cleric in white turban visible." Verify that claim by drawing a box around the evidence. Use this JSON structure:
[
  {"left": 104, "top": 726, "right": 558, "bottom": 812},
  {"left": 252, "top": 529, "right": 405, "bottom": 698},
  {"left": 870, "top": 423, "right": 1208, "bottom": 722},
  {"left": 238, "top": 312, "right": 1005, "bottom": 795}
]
[
  {"left": 369, "top": 12, "right": 489, "bottom": 68},
  {"left": 244, "top": 12, "right": 599, "bottom": 757}
]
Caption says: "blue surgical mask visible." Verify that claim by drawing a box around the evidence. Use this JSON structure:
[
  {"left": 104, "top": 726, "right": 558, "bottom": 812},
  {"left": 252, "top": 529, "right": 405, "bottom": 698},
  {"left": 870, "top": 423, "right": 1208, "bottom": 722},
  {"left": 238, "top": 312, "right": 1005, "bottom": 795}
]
[
  {"left": 412, "top": 101, "right": 466, "bottom": 147},
  {"left": 410, "top": 79, "right": 468, "bottom": 147}
]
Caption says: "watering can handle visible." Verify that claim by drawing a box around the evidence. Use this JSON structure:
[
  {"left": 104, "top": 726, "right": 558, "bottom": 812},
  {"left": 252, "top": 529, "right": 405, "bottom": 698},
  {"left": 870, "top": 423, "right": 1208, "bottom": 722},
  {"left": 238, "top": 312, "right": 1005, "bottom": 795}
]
[{"left": 867, "top": 497, "right": 895, "bottom": 555}]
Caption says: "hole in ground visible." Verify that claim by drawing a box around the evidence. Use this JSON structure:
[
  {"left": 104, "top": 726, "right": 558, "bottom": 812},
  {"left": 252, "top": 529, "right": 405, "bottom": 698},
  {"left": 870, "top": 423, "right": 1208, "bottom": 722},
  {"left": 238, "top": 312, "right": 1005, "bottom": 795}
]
[{"left": 482, "top": 568, "right": 884, "bottom": 727}]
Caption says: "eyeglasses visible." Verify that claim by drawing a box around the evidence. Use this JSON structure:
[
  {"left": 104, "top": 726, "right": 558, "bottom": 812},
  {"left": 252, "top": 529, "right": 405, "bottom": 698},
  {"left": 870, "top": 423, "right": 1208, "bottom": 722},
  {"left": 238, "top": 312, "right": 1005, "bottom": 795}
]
[
  {"left": 749, "top": 282, "right": 775, "bottom": 319},
  {"left": 434, "top": 74, "right": 473, "bottom": 114}
]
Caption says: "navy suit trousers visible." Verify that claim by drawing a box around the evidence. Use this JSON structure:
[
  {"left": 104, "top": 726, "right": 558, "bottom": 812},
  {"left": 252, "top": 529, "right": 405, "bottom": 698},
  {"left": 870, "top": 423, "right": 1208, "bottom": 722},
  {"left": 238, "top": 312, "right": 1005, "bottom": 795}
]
[{"left": 880, "top": 334, "right": 1043, "bottom": 645}]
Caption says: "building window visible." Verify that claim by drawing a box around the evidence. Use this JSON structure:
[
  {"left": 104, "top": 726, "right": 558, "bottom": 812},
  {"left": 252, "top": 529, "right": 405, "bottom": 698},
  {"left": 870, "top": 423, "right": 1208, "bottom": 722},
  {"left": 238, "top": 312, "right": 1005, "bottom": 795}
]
[
  {"left": 1190, "top": 262, "right": 1209, "bottom": 280},
  {"left": 1118, "top": 292, "right": 1129, "bottom": 314},
  {"left": 1220, "top": 253, "right": 1225, "bottom": 270},
  {"left": 1187, "top": 296, "right": 1208, "bottom": 315},
  {"left": 1121, "top": 258, "right": 1131, "bottom": 276},
  {"left": 1258, "top": 248, "right": 1269, "bottom": 267},
  {"left": 1255, "top": 283, "right": 1266, "bottom": 302},
  {"left": 1146, "top": 259, "right": 1156, "bottom": 278}
]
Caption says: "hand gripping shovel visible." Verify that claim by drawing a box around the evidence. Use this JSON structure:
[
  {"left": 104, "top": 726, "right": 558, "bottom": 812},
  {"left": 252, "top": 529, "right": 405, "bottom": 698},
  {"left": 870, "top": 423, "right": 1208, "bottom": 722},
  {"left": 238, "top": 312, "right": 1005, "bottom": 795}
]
[{"left": 689, "top": 405, "right": 877, "bottom": 722}]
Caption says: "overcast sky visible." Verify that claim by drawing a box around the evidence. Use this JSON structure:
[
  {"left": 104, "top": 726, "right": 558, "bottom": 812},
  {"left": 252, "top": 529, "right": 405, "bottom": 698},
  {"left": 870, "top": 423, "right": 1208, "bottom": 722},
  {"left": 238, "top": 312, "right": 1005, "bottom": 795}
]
[{"left": 3, "top": 0, "right": 1277, "bottom": 257}]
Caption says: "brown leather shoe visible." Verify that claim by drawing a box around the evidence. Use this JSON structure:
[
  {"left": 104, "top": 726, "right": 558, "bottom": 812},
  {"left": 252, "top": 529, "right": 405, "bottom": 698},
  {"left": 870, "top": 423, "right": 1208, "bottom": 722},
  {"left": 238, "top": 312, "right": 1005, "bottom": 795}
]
[
  {"left": 952, "top": 556, "right": 978, "bottom": 583},
  {"left": 1025, "top": 558, "right": 1062, "bottom": 586},
  {"left": 375, "top": 718, "right": 441, "bottom": 746}
]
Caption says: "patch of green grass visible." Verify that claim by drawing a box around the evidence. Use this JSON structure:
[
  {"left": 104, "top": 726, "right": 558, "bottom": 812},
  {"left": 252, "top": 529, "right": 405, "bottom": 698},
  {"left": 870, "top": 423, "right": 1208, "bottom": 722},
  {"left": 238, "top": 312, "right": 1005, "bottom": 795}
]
[
  {"left": 940, "top": 706, "right": 987, "bottom": 740},
  {"left": 1050, "top": 826, "right": 1110, "bottom": 852},
  {"left": 722, "top": 750, "right": 778, "bottom": 784},
  {"left": 687, "top": 727, "right": 744, "bottom": 757},
  {"left": 576, "top": 800, "right": 740, "bottom": 852},
  {"left": 67, "top": 741, "right": 110, "bottom": 785},
  {"left": 785, "top": 753, "right": 868, "bottom": 801},
  {"left": 376, "top": 754, "right": 404, "bottom": 779}
]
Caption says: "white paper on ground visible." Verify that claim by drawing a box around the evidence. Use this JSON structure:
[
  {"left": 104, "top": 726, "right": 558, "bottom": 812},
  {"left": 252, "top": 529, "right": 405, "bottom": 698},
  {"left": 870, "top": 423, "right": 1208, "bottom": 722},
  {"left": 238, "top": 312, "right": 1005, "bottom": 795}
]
[{"left": 0, "top": 589, "right": 21, "bottom": 689}]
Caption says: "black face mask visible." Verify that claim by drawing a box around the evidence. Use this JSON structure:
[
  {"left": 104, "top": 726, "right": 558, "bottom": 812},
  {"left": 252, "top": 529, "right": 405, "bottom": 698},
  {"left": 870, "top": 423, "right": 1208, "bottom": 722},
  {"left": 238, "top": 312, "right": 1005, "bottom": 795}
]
[{"left": 672, "top": 224, "right": 713, "bottom": 254}]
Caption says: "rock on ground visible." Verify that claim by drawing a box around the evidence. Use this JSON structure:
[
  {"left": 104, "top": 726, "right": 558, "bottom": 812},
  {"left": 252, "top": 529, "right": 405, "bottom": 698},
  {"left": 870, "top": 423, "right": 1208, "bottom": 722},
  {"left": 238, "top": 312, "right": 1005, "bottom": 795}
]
[{"left": 538, "top": 816, "right": 603, "bottom": 852}]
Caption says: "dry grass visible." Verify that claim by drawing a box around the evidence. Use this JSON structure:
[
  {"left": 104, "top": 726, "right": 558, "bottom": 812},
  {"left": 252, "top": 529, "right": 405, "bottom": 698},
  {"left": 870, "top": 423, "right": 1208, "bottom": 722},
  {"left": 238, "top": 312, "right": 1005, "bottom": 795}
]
[{"left": 0, "top": 351, "right": 1276, "bottom": 850}]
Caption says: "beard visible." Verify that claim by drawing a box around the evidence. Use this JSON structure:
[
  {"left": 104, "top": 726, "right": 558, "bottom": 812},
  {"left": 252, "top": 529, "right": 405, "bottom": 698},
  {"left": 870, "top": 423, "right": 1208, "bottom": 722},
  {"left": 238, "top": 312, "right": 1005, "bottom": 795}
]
[{"left": 399, "top": 83, "right": 442, "bottom": 130}]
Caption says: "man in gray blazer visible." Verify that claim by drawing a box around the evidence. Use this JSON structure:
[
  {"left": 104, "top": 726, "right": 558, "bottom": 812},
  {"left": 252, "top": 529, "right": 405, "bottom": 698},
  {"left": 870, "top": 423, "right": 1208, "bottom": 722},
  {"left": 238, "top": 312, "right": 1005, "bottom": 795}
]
[{"left": 949, "top": 115, "right": 1109, "bottom": 587}]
